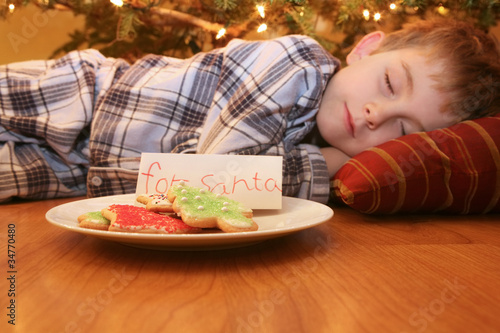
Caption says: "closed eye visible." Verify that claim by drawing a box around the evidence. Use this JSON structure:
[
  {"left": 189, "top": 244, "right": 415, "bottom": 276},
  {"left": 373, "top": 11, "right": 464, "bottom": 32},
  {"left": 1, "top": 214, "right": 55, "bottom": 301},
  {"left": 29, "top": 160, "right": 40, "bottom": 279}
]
[
  {"left": 385, "top": 73, "right": 394, "bottom": 95},
  {"left": 400, "top": 121, "right": 407, "bottom": 136}
]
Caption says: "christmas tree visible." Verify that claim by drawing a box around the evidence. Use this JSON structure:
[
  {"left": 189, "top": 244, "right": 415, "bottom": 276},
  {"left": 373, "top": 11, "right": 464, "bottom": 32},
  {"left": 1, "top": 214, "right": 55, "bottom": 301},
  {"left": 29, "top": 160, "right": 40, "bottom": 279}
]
[{"left": 2, "top": 0, "right": 499, "bottom": 63}]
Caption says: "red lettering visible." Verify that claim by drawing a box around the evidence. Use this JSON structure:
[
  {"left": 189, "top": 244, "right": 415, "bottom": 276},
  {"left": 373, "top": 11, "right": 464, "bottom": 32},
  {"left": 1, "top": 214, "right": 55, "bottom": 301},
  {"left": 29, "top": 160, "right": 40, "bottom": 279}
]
[
  {"left": 201, "top": 174, "right": 230, "bottom": 194},
  {"left": 253, "top": 172, "right": 263, "bottom": 191},
  {"left": 140, "top": 162, "right": 161, "bottom": 193},
  {"left": 265, "top": 178, "right": 282, "bottom": 193},
  {"left": 202, "top": 173, "right": 280, "bottom": 195},
  {"left": 155, "top": 178, "right": 168, "bottom": 193},
  {"left": 232, "top": 176, "right": 254, "bottom": 193},
  {"left": 213, "top": 183, "right": 231, "bottom": 195},
  {"left": 140, "top": 161, "right": 189, "bottom": 194},
  {"left": 201, "top": 174, "right": 215, "bottom": 192}
]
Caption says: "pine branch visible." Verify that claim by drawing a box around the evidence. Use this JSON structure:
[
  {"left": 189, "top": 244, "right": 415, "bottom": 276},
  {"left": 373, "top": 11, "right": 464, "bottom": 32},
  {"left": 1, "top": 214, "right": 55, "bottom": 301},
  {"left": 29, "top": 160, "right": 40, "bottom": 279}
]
[{"left": 149, "top": 7, "right": 224, "bottom": 33}]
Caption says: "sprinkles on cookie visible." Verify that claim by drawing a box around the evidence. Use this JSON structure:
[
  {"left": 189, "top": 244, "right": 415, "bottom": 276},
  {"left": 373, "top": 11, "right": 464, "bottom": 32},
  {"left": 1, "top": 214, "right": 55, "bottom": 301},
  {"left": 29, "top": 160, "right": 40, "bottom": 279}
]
[
  {"left": 102, "top": 204, "right": 201, "bottom": 234},
  {"left": 167, "top": 182, "right": 258, "bottom": 233},
  {"left": 136, "top": 193, "right": 174, "bottom": 213}
]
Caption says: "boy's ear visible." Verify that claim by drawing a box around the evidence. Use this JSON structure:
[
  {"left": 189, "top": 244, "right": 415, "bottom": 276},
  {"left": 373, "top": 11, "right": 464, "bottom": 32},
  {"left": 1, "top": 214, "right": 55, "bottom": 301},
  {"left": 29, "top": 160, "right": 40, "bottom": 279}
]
[{"left": 346, "top": 31, "right": 385, "bottom": 65}]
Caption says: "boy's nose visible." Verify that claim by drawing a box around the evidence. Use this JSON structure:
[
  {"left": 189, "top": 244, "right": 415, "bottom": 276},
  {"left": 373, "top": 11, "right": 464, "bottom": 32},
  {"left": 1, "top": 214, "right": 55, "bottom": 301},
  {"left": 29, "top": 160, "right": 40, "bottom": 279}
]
[
  {"left": 363, "top": 102, "right": 397, "bottom": 129},
  {"left": 363, "top": 103, "right": 380, "bottom": 129}
]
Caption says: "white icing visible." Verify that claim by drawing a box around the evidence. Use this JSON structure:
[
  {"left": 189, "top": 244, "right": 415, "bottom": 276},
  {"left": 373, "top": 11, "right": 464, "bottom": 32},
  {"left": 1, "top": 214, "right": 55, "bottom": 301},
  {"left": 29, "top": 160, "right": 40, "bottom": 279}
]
[{"left": 225, "top": 217, "right": 253, "bottom": 228}]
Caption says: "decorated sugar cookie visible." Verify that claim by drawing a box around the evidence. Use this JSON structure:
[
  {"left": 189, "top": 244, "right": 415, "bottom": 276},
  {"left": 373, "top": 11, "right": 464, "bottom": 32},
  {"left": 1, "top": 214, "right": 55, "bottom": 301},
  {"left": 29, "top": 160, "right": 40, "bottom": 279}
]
[
  {"left": 136, "top": 193, "right": 174, "bottom": 213},
  {"left": 102, "top": 204, "right": 200, "bottom": 234},
  {"left": 77, "top": 211, "right": 111, "bottom": 230},
  {"left": 167, "top": 182, "right": 258, "bottom": 233}
]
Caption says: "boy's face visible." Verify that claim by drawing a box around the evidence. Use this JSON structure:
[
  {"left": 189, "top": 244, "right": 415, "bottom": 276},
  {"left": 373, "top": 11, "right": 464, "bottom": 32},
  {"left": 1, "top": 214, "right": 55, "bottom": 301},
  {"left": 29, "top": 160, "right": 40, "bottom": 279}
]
[{"left": 317, "top": 47, "right": 457, "bottom": 157}]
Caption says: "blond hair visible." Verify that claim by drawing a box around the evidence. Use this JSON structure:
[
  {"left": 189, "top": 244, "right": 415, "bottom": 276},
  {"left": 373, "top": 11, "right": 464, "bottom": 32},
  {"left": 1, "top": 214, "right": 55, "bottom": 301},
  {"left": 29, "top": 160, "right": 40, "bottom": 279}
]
[{"left": 374, "top": 19, "right": 500, "bottom": 121}]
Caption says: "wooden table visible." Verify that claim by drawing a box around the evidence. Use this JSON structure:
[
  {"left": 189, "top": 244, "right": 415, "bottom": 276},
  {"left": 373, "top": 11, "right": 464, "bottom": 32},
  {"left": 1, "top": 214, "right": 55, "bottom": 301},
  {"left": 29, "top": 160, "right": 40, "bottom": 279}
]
[{"left": 2, "top": 196, "right": 500, "bottom": 333}]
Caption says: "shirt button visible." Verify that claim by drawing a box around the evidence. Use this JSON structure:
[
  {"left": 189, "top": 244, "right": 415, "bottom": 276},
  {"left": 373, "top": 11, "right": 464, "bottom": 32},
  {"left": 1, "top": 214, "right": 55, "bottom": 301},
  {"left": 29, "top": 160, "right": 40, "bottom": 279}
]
[{"left": 91, "top": 176, "right": 103, "bottom": 187}]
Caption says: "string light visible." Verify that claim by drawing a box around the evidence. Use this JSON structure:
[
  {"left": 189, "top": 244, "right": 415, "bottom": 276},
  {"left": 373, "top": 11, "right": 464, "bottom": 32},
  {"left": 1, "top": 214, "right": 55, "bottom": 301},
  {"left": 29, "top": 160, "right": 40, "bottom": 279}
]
[
  {"left": 256, "top": 4, "right": 265, "bottom": 18},
  {"left": 216, "top": 28, "right": 226, "bottom": 39},
  {"left": 110, "top": 0, "right": 123, "bottom": 7},
  {"left": 389, "top": 3, "right": 397, "bottom": 10},
  {"left": 437, "top": 4, "right": 449, "bottom": 15},
  {"left": 8, "top": 3, "right": 15, "bottom": 13},
  {"left": 255, "top": 4, "right": 267, "bottom": 33},
  {"left": 363, "top": 9, "right": 370, "bottom": 20},
  {"left": 257, "top": 23, "right": 267, "bottom": 33},
  {"left": 373, "top": 12, "right": 381, "bottom": 21}
]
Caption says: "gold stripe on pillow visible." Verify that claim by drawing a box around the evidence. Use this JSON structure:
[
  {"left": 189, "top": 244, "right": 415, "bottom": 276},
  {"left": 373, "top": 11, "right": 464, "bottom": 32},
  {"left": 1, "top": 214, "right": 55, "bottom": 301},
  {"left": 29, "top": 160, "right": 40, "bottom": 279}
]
[
  {"left": 394, "top": 138, "right": 431, "bottom": 211},
  {"left": 368, "top": 147, "right": 407, "bottom": 214},
  {"left": 442, "top": 126, "right": 478, "bottom": 214},
  {"left": 466, "top": 119, "right": 500, "bottom": 213},
  {"left": 420, "top": 132, "right": 454, "bottom": 212},
  {"left": 346, "top": 158, "right": 381, "bottom": 213},
  {"left": 332, "top": 178, "right": 353, "bottom": 204}
]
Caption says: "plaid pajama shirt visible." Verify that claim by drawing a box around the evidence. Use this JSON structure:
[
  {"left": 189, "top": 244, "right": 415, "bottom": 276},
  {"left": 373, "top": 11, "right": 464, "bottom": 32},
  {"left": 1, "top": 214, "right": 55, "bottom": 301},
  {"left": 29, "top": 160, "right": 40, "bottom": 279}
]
[{"left": 0, "top": 35, "right": 339, "bottom": 203}]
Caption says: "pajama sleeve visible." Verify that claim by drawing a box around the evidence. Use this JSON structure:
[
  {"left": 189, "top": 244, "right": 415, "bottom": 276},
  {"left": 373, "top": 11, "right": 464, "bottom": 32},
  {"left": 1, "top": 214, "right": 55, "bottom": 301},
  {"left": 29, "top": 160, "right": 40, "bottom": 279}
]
[{"left": 0, "top": 49, "right": 127, "bottom": 201}]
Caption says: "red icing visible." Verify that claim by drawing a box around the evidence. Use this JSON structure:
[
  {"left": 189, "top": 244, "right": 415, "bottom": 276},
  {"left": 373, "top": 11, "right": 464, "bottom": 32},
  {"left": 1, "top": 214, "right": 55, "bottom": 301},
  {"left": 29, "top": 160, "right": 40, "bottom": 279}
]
[{"left": 107, "top": 204, "right": 198, "bottom": 233}]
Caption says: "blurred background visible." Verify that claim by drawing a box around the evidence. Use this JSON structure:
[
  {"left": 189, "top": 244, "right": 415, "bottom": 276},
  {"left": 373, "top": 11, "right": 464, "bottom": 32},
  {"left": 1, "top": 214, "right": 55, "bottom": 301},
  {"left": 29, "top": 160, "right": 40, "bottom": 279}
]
[{"left": 1, "top": 0, "right": 499, "bottom": 65}]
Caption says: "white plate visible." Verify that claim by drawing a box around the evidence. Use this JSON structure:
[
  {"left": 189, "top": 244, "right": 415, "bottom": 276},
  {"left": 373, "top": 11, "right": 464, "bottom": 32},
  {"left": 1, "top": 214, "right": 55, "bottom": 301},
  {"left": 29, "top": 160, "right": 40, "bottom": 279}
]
[{"left": 46, "top": 194, "right": 333, "bottom": 250}]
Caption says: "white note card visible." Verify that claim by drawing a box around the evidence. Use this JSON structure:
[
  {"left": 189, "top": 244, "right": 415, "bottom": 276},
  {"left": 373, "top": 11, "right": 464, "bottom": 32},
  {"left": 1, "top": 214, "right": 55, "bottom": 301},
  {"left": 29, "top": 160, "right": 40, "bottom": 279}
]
[{"left": 136, "top": 153, "right": 283, "bottom": 209}]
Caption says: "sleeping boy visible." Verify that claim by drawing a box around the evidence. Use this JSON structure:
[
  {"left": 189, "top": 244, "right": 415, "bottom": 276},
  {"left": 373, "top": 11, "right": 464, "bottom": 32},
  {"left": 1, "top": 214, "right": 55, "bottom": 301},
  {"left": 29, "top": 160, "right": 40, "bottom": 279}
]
[{"left": 0, "top": 18, "right": 499, "bottom": 203}]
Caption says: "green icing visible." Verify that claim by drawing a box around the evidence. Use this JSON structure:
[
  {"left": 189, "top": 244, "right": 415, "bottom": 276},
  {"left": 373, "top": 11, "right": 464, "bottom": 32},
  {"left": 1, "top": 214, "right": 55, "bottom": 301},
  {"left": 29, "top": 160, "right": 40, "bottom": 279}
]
[
  {"left": 170, "top": 184, "right": 253, "bottom": 226},
  {"left": 84, "top": 211, "right": 110, "bottom": 225}
]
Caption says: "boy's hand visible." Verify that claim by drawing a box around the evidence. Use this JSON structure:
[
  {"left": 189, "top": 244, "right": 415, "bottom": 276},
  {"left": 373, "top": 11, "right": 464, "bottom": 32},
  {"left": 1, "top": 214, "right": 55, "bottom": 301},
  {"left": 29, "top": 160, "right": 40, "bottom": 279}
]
[{"left": 320, "top": 147, "right": 351, "bottom": 178}]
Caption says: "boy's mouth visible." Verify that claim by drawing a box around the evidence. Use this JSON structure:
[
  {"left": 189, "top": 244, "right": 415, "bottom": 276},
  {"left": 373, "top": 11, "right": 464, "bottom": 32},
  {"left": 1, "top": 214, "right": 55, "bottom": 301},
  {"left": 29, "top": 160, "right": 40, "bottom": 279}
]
[{"left": 344, "top": 103, "right": 355, "bottom": 137}]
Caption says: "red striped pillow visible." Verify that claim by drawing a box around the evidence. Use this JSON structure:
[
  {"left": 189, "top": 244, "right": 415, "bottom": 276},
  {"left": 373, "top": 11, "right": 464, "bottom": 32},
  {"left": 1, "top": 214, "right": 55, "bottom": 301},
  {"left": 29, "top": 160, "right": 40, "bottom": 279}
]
[{"left": 332, "top": 114, "right": 500, "bottom": 214}]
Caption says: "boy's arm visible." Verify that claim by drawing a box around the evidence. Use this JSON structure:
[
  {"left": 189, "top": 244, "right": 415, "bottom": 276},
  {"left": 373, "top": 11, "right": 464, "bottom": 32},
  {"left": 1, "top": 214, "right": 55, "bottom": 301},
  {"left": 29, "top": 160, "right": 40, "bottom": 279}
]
[
  {"left": 0, "top": 142, "right": 88, "bottom": 202},
  {"left": 0, "top": 50, "right": 115, "bottom": 201},
  {"left": 320, "top": 147, "right": 351, "bottom": 178}
]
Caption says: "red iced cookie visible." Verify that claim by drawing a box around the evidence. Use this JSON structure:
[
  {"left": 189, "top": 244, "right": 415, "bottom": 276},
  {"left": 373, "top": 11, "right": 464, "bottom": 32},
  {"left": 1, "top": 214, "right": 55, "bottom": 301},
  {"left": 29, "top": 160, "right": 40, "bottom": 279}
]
[{"left": 102, "top": 204, "right": 200, "bottom": 234}]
